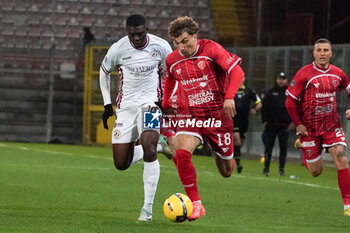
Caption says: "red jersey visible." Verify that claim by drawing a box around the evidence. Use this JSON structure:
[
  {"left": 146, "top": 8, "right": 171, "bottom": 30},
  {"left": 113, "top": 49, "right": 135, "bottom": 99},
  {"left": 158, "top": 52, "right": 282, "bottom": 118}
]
[
  {"left": 163, "top": 39, "right": 242, "bottom": 118},
  {"left": 286, "top": 62, "right": 350, "bottom": 135}
]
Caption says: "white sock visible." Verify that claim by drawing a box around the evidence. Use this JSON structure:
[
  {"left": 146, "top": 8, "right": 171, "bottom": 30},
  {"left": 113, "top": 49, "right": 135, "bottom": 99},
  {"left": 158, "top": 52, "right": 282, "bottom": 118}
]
[
  {"left": 156, "top": 144, "right": 162, "bottom": 152},
  {"left": 130, "top": 145, "right": 143, "bottom": 166},
  {"left": 344, "top": 205, "right": 350, "bottom": 210},
  {"left": 142, "top": 159, "right": 160, "bottom": 214}
]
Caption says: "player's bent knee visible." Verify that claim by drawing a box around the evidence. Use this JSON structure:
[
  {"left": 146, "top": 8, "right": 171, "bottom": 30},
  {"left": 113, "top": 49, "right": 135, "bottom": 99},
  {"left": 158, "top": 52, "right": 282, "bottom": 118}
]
[
  {"left": 113, "top": 161, "right": 130, "bottom": 171},
  {"left": 309, "top": 168, "right": 322, "bottom": 177},
  {"left": 220, "top": 171, "right": 232, "bottom": 178}
]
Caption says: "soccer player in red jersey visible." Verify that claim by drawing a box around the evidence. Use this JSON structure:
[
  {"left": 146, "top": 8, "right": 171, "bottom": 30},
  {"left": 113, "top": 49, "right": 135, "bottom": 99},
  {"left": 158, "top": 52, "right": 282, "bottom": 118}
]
[
  {"left": 162, "top": 16, "right": 244, "bottom": 221},
  {"left": 286, "top": 38, "right": 350, "bottom": 216}
]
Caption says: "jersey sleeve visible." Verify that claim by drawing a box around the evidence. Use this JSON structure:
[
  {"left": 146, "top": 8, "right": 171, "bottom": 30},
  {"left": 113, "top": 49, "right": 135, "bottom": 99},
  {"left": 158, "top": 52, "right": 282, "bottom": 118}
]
[
  {"left": 286, "top": 68, "right": 307, "bottom": 101},
  {"left": 206, "top": 41, "right": 244, "bottom": 99},
  {"left": 338, "top": 70, "right": 350, "bottom": 103},
  {"left": 160, "top": 40, "right": 173, "bottom": 61},
  {"left": 339, "top": 70, "right": 350, "bottom": 92},
  {"left": 162, "top": 58, "right": 177, "bottom": 110},
  {"left": 101, "top": 43, "right": 120, "bottom": 74},
  {"left": 99, "top": 43, "right": 120, "bottom": 106},
  {"left": 208, "top": 41, "right": 242, "bottom": 73}
]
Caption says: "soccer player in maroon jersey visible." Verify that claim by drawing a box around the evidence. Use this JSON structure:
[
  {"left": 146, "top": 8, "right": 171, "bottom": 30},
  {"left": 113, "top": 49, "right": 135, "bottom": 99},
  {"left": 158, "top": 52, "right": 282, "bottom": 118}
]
[
  {"left": 286, "top": 38, "right": 350, "bottom": 216},
  {"left": 162, "top": 16, "right": 244, "bottom": 221}
]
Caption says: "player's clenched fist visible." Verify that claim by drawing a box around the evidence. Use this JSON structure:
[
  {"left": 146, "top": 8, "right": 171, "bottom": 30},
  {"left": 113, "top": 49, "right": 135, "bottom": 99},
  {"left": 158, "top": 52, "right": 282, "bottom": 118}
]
[{"left": 346, "top": 109, "right": 350, "bottom": 120}]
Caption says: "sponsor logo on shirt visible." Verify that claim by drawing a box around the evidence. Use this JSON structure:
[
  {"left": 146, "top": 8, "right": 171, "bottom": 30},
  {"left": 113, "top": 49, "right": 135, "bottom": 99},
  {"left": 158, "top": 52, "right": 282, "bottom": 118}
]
[
  {"left": 126, "top": 64, "right": 158, "bottom": 77},
  {"left": 181, "top": 75, "right": 208, "bottom": 86},
  {"left": 315, "top": 104, "right": 333, "bottom": 115},
  {"left": 301, "top": 141, "right": 316, "bottom": 148},
  {"left": 122, "top": 56, "right": 132, "bottom": 61},
  {"left": 188, "top": 90, "right": 214, "bottom": 106},
  {"left": 315, "top": 92, "right": 336, "bottom": 98}
]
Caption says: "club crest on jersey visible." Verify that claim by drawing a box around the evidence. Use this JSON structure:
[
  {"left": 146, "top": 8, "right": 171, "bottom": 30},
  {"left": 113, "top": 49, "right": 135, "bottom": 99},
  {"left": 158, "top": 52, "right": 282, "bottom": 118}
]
[
  {"left": 222, "top": 147, "right": 229, "bottom": 153},
  {"left": 197, "top": 61, "right": 205, "bottom": 70},
  {"left": 176, "top": 69, "right": 181, "bottom": 75},
  {"left": 332, "top": 79, "right": 338, "bottom": 87},
  {"left": 313, "top": 83, "right": 320, "bottom": 88},
  {"left": 151, "top": 49, "right": 160, "bottom": 59}
]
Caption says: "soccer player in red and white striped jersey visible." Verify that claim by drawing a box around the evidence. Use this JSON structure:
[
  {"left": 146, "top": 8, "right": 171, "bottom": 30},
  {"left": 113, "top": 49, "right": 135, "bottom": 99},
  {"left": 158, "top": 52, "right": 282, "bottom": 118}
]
[
  {"left": 286, "top": 38, "right": 350, "bottom": 216},
  {"left": 162, "top": 16, "right": 244, "bottom": 221}
]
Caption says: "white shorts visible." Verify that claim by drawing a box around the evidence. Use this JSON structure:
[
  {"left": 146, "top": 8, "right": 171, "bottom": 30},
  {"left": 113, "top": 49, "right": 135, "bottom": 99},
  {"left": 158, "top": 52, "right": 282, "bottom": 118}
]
[{"left": 111, "top": 103, "right": 160, "bottom": 144}]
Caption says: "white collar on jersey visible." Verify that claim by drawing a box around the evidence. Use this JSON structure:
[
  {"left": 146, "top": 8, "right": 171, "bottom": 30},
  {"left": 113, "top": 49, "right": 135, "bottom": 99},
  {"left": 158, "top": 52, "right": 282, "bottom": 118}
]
[
  {"left": 129, "top": 35, "right": 150, "bottom": 50},
  {"left": 312, "top": 61, "right": 331, "bottom": 73},
  {"left": 179, "top": 43, "right": 200, "bottom": 58}
]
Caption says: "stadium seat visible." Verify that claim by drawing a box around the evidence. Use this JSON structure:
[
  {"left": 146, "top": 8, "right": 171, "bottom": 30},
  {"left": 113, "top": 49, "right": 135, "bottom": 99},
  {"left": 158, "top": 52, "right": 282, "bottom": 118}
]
[
  {"left": 2, "top": 2, "right": 14, "bottom": 11},
  {"left": 2, "top": 25, "right": 14, "bottom": 36},
  {"left": 27, "top": 15, "right": 41, "bottom": 25},
  {"left": 81, "top": 6, "right": 92, "bottom": 15},
  {"left": 66, "top": 4, "right": 80, "bottom": 14},
  {"left": 28, "top": 4, "right": 39, "bottom": 12}
]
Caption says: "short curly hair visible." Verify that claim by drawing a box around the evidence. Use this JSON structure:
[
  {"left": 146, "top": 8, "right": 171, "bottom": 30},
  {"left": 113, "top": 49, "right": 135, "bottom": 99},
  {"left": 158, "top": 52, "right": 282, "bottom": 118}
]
[{"left": 168, "top": 16, "right": 199, "bottom": 39}]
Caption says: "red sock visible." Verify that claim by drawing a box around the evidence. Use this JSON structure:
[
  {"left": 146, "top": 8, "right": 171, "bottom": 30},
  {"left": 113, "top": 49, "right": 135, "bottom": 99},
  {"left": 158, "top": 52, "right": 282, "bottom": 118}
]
[
  {"left": 338, "top": 168, "right": 350, "bottom": 206},
  {"left": 172, "top": 155, "right": 177, "bottom": 166},
  {"left": 175, "top": 149, "right": 200, "bottom": 202}
]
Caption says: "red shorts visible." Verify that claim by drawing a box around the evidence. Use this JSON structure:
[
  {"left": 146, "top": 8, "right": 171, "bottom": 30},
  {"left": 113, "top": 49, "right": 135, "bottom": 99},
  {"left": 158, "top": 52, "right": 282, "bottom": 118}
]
[
  {"left": 300, "top": 125, "right": 347, "bottom": 163},
  {"left": 175, "top": 109, "right": 234, "bottom": 159},
  {"left": 161, "top": 117, "right": 176, "bottom": 138}
]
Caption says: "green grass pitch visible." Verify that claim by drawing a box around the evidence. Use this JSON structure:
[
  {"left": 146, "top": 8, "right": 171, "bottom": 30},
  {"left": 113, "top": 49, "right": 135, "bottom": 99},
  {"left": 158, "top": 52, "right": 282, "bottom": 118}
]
[{"left": 1, "top": 142, "right": 350, "bottom": 233}]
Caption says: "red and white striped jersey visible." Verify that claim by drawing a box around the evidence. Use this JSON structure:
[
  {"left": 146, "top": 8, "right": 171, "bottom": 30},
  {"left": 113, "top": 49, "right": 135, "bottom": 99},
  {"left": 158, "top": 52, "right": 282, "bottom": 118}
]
[
  {"left": 100, "top": 34, "right": 172, "bottom": 109},
  {"left": 164, "top": 39, "right": 242, "bottom": 117},
  {"left": 286, "top": 62, "right": 350, "bottom": 135}
]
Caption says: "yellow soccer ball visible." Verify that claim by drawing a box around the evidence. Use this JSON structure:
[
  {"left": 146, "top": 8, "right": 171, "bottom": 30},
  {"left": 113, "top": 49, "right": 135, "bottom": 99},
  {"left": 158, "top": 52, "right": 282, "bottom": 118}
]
[
  {"left": 294, "top": 138, "right": 301, "bottom": 149},
  {"left": 163, "top": 193, "right": 193, "bottom": 222},
  {"left": 260, "top": 156, "right": 265, "bottom": 163}
]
